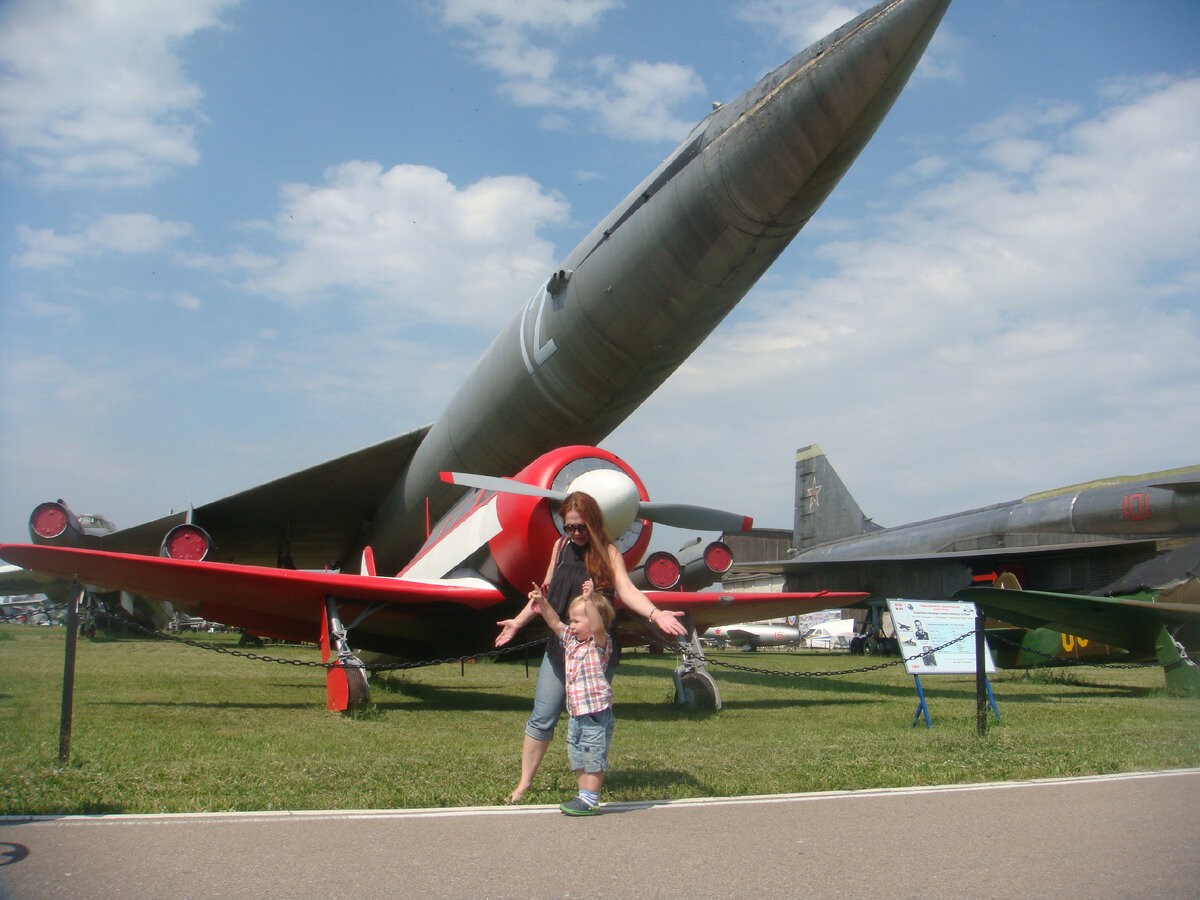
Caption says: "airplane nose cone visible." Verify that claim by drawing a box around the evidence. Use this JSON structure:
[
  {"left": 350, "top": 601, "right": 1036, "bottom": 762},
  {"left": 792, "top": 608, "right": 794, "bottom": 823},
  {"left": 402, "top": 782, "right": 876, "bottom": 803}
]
[
  {"left": 566, "top": 468, "right": 642, "bottom": 538},
  {"left": 707, "top": 0, "right": 952, "bottom": 235}
]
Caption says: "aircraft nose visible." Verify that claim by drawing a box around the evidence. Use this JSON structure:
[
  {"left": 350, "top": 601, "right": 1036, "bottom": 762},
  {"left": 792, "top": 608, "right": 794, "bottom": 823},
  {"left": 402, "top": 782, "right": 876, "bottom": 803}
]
[
  {"left": 707, "top": 0, "right": 952, "bottom": 234},
  {"left": 566, "top": 468, "right": 642, "bottom": 538}
]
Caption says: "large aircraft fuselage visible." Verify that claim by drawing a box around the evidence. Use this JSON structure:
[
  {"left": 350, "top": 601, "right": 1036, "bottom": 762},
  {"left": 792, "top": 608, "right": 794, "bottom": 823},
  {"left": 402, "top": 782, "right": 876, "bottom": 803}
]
[
  {"left": 799, "top": 466, "right": 1200, "bottom": 562},
  {"left": 780, "top": 465, "right": 1200, "bottom": 600},
  {"left": 365, "top": 0, "right": 953, "bottom": 573}
]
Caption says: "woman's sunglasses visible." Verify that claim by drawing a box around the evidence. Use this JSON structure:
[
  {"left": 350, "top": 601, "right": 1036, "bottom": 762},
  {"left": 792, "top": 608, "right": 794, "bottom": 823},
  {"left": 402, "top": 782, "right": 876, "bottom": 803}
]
[{"left": 563, "top": 523, "right": 589, "bottom": 535}]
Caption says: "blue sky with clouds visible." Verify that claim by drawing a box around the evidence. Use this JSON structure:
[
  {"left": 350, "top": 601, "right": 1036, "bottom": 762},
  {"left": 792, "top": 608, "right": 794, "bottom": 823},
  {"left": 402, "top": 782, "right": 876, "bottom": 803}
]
[{"left": 2, "top": 0, "right": 1199, "bottom": 554}]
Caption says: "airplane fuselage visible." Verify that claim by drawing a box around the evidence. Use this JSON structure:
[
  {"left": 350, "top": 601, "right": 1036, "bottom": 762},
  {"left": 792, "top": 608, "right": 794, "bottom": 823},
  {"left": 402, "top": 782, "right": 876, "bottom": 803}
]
[
  {"left": 799, "top": 466, "right": 1200, "bottom": 562},
  {"left": 365, "top": 0, "right": 953, "bottom": 574}
]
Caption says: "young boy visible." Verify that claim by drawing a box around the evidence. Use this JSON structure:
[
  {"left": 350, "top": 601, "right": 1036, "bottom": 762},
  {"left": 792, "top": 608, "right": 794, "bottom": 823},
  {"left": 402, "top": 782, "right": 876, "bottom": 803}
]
[{"left": 530, "top": 582, "right": 615, "bottom": 815}]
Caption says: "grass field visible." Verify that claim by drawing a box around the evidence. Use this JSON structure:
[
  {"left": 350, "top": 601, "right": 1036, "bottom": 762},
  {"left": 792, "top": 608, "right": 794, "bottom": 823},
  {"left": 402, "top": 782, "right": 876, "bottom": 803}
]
[{"left": 2, "top": 624, "right": 1198, "bottom": 815}]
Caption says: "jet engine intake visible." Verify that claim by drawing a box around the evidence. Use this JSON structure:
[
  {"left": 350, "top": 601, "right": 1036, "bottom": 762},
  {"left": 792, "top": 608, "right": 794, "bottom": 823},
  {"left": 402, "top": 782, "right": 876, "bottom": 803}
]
[
  {"left": 160, "top": 524, "right": 214, "bottom": 561},
  {"left": 679, "top": 540, "right": 733, "bottom": 592},
  {"left": 632, "top": 550, "right": 682, "bottom": 590},
  {"left": 29, "top": 500, "right": 83, "bottom": 546}
]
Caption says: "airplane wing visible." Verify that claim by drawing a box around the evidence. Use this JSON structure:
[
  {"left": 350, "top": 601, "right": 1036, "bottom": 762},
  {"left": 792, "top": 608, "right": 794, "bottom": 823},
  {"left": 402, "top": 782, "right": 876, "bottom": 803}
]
[
  {"left": 735, "top": 538, "right": 1166, "bottom": 602},
  {"left": 960, "top": 585, "right": 1200, "bottom": 654},
  {"left": 741, "top": 537, "right": 1160, "bottom": 572},
  {"left": 645, "top": 590, "right": 866, "bottom": 634},
  {"left": 0, "top": 543, "right": 504, "bottom": 646},
  {"left": 72, "top": 424, "right": 432, "bottom": 569},
  {"left": 721, "top": 629, "right": 758, "bottom": 644},
  {"left": 0, "top": 563, "right": 66, "bottom": 597},
  {"left": 1, "top": 539, "right": 860, "bottom": 645}
]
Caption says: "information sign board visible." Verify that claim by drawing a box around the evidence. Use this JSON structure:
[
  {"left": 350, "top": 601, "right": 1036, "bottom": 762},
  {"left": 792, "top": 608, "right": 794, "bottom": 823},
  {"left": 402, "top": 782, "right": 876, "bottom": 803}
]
[{"left": 887, "top": 599, "right": 995, "bottom": 675}]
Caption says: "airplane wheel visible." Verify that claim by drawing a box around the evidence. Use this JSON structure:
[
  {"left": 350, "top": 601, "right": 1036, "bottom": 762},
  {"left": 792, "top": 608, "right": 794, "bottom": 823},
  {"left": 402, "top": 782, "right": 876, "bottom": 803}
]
[
  {"left": 327, "top": 662, "right": 372, "bottom": 712},
  {"left": 865, "top": 636, "right": 881, "bottom": 655},
  {"left": 677, "top": 671, "right": 719, "bottom": 711},
  {"left": 345, "top": 665, "right": 371, "bottom": 712}
]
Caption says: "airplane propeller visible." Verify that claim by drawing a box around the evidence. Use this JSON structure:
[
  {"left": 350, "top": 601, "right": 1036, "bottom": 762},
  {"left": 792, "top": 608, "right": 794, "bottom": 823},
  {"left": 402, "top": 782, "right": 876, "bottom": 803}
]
[{"left": 440, "top": 470, "right": 752, "bottom": 535}]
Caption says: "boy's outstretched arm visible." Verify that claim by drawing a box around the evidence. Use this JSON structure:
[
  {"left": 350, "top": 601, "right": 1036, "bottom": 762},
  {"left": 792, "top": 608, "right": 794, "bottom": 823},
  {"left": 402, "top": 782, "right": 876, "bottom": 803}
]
[
  {"left": 530, "top": 583, "right": 565, "bottom": 636},
  {"left": 585, "top": 599, "right": 609, "bottom": 651}
]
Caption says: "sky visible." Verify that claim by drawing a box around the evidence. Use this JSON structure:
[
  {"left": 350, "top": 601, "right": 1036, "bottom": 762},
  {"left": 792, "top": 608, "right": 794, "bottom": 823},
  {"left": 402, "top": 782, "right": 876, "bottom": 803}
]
[{"left": 2, "top": 0, "right": 1199, "bottom": 558}]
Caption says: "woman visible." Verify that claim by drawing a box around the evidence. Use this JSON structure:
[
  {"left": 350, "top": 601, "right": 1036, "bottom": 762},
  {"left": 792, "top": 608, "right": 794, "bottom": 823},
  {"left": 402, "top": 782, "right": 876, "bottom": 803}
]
[{"left": 495, "top": 491, "right": 687, "bottom": 803}]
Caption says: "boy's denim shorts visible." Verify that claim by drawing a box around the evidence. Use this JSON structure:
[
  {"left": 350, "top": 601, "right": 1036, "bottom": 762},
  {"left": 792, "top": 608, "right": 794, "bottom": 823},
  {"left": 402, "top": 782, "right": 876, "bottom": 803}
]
[{"left": 566, "top": 707, "right": 614, "bottom": 774}]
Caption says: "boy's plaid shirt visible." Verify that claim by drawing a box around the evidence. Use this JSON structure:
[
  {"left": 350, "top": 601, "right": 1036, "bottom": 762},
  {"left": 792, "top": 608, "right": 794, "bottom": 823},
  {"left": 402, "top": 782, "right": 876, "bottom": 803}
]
[{"left": 559, "top": 627, "right": 612, "bottom": 716}]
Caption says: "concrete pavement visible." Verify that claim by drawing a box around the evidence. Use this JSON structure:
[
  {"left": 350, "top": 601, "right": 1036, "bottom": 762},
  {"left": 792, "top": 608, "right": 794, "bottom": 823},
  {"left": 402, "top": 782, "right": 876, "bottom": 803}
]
[{"left": 2, "top": 769, "right": 1197, "bottom": 899}]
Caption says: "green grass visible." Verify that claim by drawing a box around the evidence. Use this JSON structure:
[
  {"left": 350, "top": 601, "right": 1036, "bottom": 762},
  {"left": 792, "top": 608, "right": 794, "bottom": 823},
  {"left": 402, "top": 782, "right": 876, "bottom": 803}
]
[{"left": 2, "top": 624, "right": 1197, "bottom": 815}]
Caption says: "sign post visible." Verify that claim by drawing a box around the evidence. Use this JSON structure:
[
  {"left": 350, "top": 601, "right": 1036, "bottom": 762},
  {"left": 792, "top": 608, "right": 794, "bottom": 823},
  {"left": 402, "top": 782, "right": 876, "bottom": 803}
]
[
  {"left": 975, "top": 605, "right": 988, "bottom": 736},
  {"left": 887, "top": 599, "right": 999, "bottom": 729}
]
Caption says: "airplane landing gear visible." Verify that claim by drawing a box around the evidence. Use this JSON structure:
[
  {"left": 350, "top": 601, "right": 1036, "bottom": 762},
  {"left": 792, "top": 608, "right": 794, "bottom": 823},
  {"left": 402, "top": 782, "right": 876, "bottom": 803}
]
[
  {"left": 672, "top": 614, "right": 722, "bottom": 711},
  {"left": 322, "top": 597, "right": 370, "bottom": 713},
  {"left": 676, "top": 670, "right": 720, "bottom": 710}
]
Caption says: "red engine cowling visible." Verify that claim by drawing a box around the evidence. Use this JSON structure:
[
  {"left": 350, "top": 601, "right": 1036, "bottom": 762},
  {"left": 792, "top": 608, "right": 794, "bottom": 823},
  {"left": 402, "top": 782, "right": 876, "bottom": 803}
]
[
  {"left": 29, "top": 501, "right": 83, "bottom": 546},
  {"left": 679, "top": 540, "right": 733, "bottom": 591},
  {"left": 489, "top": 446, "right": 653, "bottom": 598},
  {"left": 703, "top": 540, "right": 733, "bottom": 574},
  {"left": 638, "top": 550, "right": 682, "bottom": 590},
  {"left": 160, "top": 523, "right": 214, "bottom": 561}
]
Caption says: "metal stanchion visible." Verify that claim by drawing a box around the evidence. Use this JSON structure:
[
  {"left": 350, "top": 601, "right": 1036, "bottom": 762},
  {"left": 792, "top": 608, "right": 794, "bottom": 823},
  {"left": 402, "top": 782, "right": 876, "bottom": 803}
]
[
  {"left": 975, "top": 607, "right": 987, "bottom": 737},
  {"left": 59, "top": 581, "right": 83, "bottom": 762}
]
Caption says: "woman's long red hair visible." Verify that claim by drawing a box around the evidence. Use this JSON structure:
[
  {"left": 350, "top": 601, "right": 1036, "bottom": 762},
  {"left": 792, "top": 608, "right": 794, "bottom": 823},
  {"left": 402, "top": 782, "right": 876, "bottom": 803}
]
[{"left": 559, "top": 492, "right": 614, "bottom": 591}]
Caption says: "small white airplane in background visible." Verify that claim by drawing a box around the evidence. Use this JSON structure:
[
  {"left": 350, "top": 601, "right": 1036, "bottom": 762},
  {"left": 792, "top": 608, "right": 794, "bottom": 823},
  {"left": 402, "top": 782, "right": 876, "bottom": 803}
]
[
  {"left": 804, "top": 618, "right": 857, "bottom": 649},
  {"left": 703, "top": 622, "right": 804, "bottom": 650}
]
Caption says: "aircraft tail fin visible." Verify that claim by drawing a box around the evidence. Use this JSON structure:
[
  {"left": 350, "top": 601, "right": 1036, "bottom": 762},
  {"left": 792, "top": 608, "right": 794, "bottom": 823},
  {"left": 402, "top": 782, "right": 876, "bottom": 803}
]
[{"left": 794, "top": 445, "right": 882, "bottom": 552}]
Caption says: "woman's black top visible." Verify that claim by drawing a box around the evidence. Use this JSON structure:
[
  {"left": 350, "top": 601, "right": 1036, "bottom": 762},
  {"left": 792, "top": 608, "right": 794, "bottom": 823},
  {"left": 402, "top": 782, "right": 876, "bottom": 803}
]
[{"left": 544, "top": 539, "right": 620, "bottom": 667}]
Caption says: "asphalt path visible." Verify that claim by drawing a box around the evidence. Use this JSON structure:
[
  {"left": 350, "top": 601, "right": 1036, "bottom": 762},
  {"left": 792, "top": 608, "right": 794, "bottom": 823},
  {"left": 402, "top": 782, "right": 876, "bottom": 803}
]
[{"left": 2, "top": 769, "right": 1197, "bottom": 900}]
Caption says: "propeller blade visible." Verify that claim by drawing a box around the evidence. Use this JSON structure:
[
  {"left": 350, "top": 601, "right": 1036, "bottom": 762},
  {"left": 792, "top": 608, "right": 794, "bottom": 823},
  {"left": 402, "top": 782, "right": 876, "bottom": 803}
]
[
  {"left": 442, "top": 470, "right": 753, "bottom": 533},
  {"left": 440, "top": 471, "right": 566, "bottom": 501},
  {"left": 637, "top": 502, "right": 753, "bottom": 533}
]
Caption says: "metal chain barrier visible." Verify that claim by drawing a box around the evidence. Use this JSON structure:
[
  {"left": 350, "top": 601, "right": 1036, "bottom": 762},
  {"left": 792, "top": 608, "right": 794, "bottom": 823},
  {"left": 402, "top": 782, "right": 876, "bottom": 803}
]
[
  {"left": 1, "top": 600, "right": 71, "bottom": 623},
  {"left": 87, "top": 602, "right": 551, "bottom": 670},
  {"left": 17, "top": 598, "right": 1196, "bottom": 680},
  {"left": 358, "top": 638, "right": 552, "bottom": 672},
  {"left": 633, "top": 627, "right": 973, "bottom": 678}
]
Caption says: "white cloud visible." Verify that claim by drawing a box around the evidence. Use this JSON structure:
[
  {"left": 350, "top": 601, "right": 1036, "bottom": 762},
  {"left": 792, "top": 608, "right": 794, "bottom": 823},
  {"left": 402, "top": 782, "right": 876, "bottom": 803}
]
[
  {"left": 980, "top": 138, "right": 1050, "bottom": 174},
  {"left": 737, "top": 0, "right": 863, "bottom": 48},
  {"left": 0, "top": 0, "right": 238, "bottom": 188},
  {"left": 14, "top": 214, "right": 193, "bottom": 269},
  {"left": 591, "top": 58, "right": 707, "bottom": 142},
  {"left": 435, "top": 0, "right": 704, "bottom": 142},
  {"left": 967, "top": 102, "right": 1082, "bottom": 144},
  {"left": 242, "top": 160, "right": 570, "bottom": 328},
  {"left": 0, "top": 352, "right": 143, "bottom": 512},
  {"left": 440, "top": 0, "right": 616, "bottom": 107},
  {"left": 11, "top": 292, "right": 83, "bottom": 324},
  {"left": 440, "top": 0, "right": 619, "bottom": 32}
]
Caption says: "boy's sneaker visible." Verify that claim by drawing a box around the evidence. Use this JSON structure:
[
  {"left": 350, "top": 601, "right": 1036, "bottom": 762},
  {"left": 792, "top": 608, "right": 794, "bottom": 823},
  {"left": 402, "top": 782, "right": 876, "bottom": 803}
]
[{"left": 559, "top": 797, "right": 600, "bottom": 816}]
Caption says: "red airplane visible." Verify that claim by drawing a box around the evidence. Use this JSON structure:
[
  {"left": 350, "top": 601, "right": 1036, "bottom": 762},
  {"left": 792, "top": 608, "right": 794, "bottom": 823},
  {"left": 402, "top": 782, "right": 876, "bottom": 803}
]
[
  {"left": 0, "top": 2, "right": 942, "bottom": 710},
  {"left": 0, "top": 445, "right": 863, "bottom": 710}
]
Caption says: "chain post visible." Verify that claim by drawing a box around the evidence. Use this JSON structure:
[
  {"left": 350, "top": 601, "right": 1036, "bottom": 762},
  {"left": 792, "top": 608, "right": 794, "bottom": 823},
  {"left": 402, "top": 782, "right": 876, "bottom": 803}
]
[{"left": 58, "top": 581, "right": 83, "bottom": 762}]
